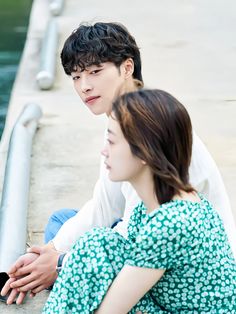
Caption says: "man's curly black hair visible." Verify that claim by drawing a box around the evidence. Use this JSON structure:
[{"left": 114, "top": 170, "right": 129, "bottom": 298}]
[{"left": 61, "top": 22, "right": 143, "bottom": 83}]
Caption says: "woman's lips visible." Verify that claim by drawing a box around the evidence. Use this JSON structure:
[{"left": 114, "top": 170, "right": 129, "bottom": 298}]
[
  {"left": 104, "top": 162, "right": 111, "bottom": 170},
  {"left": 85, "top": 96, "right": 100, "bottom": 105}
]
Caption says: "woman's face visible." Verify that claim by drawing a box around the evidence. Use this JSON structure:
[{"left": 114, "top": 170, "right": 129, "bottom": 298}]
[{"left": 101, "top": 115, "right": 145, "bottom": 183}]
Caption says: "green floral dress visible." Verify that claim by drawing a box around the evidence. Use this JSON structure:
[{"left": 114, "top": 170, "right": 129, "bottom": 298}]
[{"left": 42, "top": 195, "right": 236, "bottom": 313}]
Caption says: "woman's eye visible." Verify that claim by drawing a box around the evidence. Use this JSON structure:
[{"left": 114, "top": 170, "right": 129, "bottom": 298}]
[{"left": 107, "top": 139, "right": 113, "bottom": 145}]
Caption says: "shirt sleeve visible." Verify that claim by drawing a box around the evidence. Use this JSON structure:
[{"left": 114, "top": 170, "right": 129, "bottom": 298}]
[
  {"left": 126, "top": 208, "right": 200, "bottom": 270},
  {"left": 190, "top": 131, "right": 236, "bottom": 259},
  {"left": 52, "top": 147, "right": 125, "bottom": 252}
]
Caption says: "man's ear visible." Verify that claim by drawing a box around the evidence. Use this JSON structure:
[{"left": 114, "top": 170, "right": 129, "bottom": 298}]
[{"left": 123, "top": 58, "right": 134, "bottom": 78}]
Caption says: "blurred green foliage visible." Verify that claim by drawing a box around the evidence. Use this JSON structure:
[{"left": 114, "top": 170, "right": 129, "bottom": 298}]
[
  {"left": 0, "top": 0, "right": 32, "bottom": 137},
  {"left": 0, "top": 0, "right": 33, "bottom": 51}
]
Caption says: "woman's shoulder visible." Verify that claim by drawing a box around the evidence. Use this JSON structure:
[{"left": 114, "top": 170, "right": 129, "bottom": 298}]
[{"left": 146, "top": 193, "right": 215, "bottom": 230}]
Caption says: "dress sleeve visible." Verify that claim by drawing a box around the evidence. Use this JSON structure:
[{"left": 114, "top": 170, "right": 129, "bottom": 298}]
[{"left": 126, "top": 206, "right": 200, "bottom": 270}]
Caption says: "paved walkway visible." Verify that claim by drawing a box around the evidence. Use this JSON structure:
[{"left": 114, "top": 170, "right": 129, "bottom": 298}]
[{"left": 0, "top": 0, "right": 235, "bottom": 312}]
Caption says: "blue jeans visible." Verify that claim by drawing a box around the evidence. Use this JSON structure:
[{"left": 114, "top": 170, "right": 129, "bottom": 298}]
[
  {"left": 44, "top": 209, "right": 123, "bottom": 243},
  {"left": 44, "top": 209, "right": 78, "bottom": 243}
]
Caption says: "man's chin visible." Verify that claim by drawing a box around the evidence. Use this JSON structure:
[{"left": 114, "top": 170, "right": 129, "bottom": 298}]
[{"left": 87, "top": 106, "right": 106, "bottom": 116}]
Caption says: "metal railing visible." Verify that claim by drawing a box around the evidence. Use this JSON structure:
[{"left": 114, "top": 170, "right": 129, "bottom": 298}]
[
  {"left": 36, "top": 0, "right": 65, "bottom": 90},
  {"left": 0, "top": 104, "right": 42, "bottom": 278},
  {"left": 49, "top": 0, "right": 65, "bottom": 16},
  {"left": 36, "top": 18, "right": 59, "bottom": 90}
]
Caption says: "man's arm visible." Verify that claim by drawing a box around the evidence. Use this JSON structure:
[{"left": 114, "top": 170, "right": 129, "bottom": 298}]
[
  {"left": 2, "top": 154, "right": 126, "bottom": 302},
  {"left": 190, "top": 132, "right": 236, "bottom": 258},
  {"left": 96, "top": 265, "right": 164, "bottom": 314},
  {"left": 52, "top": 161, "right": 126, "bottom": 252}
]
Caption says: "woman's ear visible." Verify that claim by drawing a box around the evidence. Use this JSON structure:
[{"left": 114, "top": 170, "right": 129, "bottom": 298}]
[
  {"left": 123, "top": 58, "right": 134, "bottom": 78},
  {"left": 141, "top": 160, "right": 147, "bottom": 165}
]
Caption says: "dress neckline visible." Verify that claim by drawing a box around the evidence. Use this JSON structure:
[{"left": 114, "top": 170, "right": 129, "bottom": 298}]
[{"left": 141, "top": 193, "right": 205, "bottom": 217}]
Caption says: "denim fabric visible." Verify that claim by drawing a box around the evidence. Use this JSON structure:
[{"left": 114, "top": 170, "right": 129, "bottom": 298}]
[
  {"left": 44, "top": 209, "right": 78, "bottom": 243},
  {"left": 44, "top": 209, "right": 123, "bottom": 244}
]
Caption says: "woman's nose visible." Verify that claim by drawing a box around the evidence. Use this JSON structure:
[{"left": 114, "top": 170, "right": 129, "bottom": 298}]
[{"left": 101, "top": 145, "right": 108, "bottom": 157}]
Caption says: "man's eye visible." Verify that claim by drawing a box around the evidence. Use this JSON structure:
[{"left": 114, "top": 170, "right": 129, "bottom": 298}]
[
  {"left": 91, "top": 69, "right": 101, "bottom": 75},
  {"left": 72, "top": 76, "right": 80, "bottom": 81}
]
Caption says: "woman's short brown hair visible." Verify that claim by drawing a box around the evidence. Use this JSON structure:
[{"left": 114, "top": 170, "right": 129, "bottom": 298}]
[{"left": 112, "top": 89, "right": 194, "bottom": 204}]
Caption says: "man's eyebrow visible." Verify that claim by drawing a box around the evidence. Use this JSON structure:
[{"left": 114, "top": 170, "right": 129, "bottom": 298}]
[{"left": 87, "top": 64, "right": 103, "bottom": 70}]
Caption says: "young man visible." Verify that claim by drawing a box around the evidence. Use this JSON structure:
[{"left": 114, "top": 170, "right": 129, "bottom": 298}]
[{"left": 1, "top": 22, "right": 236, "bottom": 305}]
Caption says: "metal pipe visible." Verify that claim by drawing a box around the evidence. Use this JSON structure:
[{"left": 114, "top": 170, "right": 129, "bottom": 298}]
[
  {"left": 0, "top": 104, "right": 42, "bottom": 293},
  {"left": 49, "top": 0, "right": 65, "bottom": 16},
  {"left": 36, "top": 18, "right": 58, "bottom": 90}
]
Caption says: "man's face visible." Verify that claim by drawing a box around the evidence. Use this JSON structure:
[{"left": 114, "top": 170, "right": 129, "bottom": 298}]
[
  {"left": 71, "top": 62, "right": 126, "bottom": 115},
  {"left": 101, "top": 116, "right": 145, "bottom": 183}
]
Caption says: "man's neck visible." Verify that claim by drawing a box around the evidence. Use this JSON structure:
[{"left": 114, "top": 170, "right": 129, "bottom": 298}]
[{"left": 121, "top": 78, "right": 141, "bottom": 95}]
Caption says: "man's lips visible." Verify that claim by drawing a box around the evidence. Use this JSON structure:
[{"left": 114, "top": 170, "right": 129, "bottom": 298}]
[{"left": 85, "top": 96, "right": 100, "bottom": 104}]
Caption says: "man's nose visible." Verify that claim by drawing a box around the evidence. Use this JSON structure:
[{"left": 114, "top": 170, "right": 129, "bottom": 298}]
[{"left": 81, "top": 77, "right": 92, "bottom": 93}]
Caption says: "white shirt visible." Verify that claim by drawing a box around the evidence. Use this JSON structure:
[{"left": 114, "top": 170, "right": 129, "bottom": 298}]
[{"left": 53, "top": 132, "right": 236, "bottom": 259}]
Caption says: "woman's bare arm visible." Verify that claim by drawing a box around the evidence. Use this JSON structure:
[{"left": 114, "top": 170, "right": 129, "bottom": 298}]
[{"left": 96, "top": 265, "right": 165, "bottom": 314}]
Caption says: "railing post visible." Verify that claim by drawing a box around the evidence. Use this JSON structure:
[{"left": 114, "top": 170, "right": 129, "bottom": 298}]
[
  {"left": 49, "top": 0, "right": 65, "bottom": 16},
  {"left": 36, "top": 19, "right": 58, "bottom": 90}
]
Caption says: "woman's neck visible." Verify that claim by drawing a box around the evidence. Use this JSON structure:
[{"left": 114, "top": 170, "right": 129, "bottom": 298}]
[
  {"left": 130, "top": 169, "right": 159, "bottom": 214},
  {"left": 131, "top": 170, "right": 200, "bottom": 213}
]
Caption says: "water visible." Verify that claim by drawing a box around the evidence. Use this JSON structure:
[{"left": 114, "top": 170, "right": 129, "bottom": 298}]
[{"left": 0, "top": 0, "right": 32, "bottom": 139}]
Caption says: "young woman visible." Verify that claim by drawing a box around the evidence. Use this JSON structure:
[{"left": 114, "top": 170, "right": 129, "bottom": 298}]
[{"left": 43, "top": 89, "right": 236, "bottom": 313}]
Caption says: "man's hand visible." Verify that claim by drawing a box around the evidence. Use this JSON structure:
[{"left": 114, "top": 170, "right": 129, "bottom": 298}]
[
  {"left": 1, "top": 278, "right": 28, "bottom": 305},
  {"left": 8, "top": 246, "right": 60, "bottom": 294},
  {"left": 1, "top": 252, "right": 39, "bottom": 304}
]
